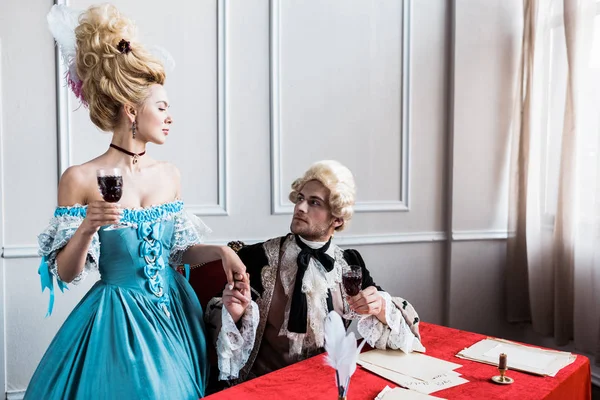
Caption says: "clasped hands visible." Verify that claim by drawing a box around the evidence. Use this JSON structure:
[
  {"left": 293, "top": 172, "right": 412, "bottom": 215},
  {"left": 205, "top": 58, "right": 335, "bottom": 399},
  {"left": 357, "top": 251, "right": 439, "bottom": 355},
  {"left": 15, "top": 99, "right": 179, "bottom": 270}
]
[{"left": 222, "top": 272, "right": 252, "bottom": 324}]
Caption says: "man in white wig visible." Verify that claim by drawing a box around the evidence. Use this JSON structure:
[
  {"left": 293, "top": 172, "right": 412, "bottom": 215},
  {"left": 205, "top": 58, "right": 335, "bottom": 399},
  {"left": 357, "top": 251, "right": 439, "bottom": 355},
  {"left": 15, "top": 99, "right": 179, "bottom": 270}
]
[{"left": 205, "top": 160, "right": 424, "bottom": 383}]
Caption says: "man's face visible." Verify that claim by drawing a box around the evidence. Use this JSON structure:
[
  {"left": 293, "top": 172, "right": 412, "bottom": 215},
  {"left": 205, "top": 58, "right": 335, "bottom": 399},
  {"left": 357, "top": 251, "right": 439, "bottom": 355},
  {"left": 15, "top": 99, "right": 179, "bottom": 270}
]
[{"left": 290, "top": 180, "right": 339, "bottom": 241}]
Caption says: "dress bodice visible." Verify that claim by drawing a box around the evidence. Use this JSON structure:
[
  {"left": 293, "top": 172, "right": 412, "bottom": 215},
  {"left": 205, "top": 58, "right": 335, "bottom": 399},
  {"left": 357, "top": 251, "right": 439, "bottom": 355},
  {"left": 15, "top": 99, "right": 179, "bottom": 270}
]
[
  {"left": 37, "top": 200, "right": 211, "bottom": 317},
  {"left": 98, "top": 219, "right": 175, "bottom": 291}
]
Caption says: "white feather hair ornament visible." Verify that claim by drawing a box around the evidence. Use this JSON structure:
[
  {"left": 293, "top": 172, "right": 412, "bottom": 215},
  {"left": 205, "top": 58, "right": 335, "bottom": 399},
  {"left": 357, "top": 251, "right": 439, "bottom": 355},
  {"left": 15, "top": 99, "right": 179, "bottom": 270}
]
[
  {"left": 47, "top": 4, "right": 176, "bottom": 107},
  {"left": 324, "top": 311, "right": 366, "bottom": 398},
  {"left": 47, "top": 4, "right": 86, "bottom": 105}
]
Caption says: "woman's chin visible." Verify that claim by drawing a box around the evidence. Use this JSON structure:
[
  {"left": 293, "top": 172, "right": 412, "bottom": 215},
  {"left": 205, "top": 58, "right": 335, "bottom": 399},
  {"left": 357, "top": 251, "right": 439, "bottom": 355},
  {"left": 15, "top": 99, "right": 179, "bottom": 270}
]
[{"left": 148, "top": 136, "right": 167, "bottom": 146}]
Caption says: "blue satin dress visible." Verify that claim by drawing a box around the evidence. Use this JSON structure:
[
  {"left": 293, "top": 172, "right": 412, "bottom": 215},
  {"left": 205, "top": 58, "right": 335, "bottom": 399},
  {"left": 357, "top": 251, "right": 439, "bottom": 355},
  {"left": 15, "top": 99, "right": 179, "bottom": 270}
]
[{"left": 24, "top": 200, "right": 209, "bottom": 400}]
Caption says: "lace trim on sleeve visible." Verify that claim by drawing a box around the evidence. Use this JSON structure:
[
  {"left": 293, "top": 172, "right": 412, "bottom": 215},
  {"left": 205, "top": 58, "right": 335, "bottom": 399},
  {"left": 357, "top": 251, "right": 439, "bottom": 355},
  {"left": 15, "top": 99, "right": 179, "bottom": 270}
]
[
  {"left": 38, "top": 215, "right": 100, "bottom": 285},
  {"left": 356, "top": 291, "right": 425, "bottom": 353},
  {"left": 216, "top": 301, "right": 259, "bottom": 380},
  {"left": 168, "top": 210, "right": 212, "bottom": 266}
]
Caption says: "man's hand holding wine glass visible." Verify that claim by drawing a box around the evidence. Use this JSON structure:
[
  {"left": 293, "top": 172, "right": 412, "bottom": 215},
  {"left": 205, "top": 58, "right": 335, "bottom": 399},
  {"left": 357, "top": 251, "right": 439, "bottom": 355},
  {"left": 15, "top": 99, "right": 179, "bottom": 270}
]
[{"left": 347, "top": 286, "right": 387, "bottom": 324}]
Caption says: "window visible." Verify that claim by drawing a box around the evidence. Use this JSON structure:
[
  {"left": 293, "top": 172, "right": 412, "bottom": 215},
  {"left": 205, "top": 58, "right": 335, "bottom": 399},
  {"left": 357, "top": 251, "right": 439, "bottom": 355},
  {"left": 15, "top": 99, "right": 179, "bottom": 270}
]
[{"left": 538, "top": 1, "right": 600, "bottom": 227}]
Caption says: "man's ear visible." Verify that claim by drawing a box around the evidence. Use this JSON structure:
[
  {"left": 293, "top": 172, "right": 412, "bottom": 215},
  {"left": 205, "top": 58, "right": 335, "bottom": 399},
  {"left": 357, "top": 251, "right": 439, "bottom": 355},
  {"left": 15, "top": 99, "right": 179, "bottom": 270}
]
[
  {"left": 332, "top": 217, "right": 343, "bottom": 229},
  {"left": 123, "top": 104, "right": 137, "bottom": 123}
]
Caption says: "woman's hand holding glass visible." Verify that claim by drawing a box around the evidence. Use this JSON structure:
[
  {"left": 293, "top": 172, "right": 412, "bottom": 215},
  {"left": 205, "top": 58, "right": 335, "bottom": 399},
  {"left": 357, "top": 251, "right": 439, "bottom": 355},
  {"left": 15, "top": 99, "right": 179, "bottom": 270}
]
[{"left": 80, "top": 201, "right": 122, "bottom": 234}]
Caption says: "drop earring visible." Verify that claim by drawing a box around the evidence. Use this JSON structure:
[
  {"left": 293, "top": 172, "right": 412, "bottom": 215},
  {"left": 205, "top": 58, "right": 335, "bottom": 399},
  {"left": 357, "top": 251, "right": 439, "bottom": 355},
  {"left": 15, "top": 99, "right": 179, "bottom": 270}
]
[{"left": 132, "top": 120, "right": 137, "bottom": 139}]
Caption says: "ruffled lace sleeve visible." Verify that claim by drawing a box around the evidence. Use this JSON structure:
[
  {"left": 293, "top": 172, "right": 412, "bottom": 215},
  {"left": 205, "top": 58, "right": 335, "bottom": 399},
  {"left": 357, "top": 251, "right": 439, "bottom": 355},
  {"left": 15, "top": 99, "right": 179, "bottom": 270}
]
[
  {"left": 37, "top": 205, "right": 100, "bottom": 316},
  {"left": 356, "top": 291, "right": 425, "bottom": 353},
  {"left": 38, "top": 205, "right": 99, "bottom": 284},
  {"left": 168, "top": 209, "right": 212, "bottom": 267},
  {"left": 211, "top": 299, "right": 259, "bottom": 380}
]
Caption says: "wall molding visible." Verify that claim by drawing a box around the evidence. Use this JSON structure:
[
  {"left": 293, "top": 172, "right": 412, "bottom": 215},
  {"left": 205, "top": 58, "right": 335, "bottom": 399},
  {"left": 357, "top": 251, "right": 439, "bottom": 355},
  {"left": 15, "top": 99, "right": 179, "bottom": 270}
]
[
  {"left": 0, "top": 36, "right": 8, "bottom": 400},
  {"left": 54, "top": 0, "right": 229, "bottom": 217},
  {"left": 333, "top": 231, "right": 446, "bottom": 246},
  {"left": 170, "top": 0, "right": 229, "bottom": 217},
  {"left": 451, "top": 230, "right": 509, "bottom": 241},
  {"left": 1, "top": 246, "right": 38, "bottom": 259},
  {"left": 1, "top": 230, "right": 514, "bottom": 260},
  {"left": 54, "top": 0, "right": 71, "bottom": 179},
  {"left": 1, "top": 230, "right": 513, "bottom": 260},
  {"left": 6, "top": 390, "right": 24, "bottom": 400},
  {"left": 268, "top": 0, "right": 412, "bottom": 215},
  {"left": 1, "top": 232, "right": 447, "bottom": 260},
  {"left": 220, "top": 232, "right": 448, "bottom": 247},
  {"left": 0, "top": 38, "right": 5, "bottom": 248}
]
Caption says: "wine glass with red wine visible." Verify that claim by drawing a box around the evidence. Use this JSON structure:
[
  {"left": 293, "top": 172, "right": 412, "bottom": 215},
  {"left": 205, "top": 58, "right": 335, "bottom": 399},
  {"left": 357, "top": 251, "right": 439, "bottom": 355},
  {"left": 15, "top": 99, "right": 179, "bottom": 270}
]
[
  {"left": 96, "top": 168, "right": 129, "bottom": 230},
  {"left": 342, "top": 264, "right": 362, "bottom": 320}
]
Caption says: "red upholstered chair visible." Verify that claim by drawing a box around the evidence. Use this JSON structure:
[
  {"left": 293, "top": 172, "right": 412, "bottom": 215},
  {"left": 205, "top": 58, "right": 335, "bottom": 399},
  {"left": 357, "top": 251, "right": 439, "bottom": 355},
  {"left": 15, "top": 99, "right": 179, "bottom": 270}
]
[{"left": 186, "top": 259, "right": 228, "bottom": 310}]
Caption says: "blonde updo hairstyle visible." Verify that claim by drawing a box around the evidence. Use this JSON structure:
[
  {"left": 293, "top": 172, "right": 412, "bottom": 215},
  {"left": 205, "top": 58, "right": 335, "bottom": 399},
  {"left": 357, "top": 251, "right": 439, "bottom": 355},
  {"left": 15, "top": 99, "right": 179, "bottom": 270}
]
[
  {"left": 74, "top": 4, "right": 165, "bottom": 131},
  {"left": 289, "top": 160, "right": 356, "bottom": 231}
]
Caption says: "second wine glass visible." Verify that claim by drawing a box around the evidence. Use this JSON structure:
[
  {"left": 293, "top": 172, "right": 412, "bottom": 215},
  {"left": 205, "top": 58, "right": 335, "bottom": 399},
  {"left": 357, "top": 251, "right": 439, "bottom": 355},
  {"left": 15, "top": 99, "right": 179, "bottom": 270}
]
[{"left": 342, "top": 264, "right": 362, "bottom": 320}]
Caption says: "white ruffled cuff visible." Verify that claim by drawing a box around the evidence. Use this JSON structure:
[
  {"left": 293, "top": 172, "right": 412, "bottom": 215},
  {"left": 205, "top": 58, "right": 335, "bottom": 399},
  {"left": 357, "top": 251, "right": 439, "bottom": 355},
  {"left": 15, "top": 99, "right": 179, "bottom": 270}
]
[
  {"left": 216, "top": 301, "right": 259, "bottom": 380},
  {"left": 356, "top": 291, "right": 425, "bottom": 353}
]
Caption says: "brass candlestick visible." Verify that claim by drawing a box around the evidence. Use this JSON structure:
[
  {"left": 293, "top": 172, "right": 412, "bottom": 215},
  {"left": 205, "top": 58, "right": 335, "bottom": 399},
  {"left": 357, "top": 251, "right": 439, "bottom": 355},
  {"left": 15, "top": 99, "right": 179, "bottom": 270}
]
[{"left": 491, "top": 353, "right": 514, "bottom": 384}]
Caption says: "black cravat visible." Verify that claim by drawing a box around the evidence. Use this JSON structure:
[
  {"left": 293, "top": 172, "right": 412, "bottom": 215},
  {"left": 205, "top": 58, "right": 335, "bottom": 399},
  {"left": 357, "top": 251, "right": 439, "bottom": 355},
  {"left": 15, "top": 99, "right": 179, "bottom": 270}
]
[{"left": 288, "top": 235, "right": 335, "bottom": 334}]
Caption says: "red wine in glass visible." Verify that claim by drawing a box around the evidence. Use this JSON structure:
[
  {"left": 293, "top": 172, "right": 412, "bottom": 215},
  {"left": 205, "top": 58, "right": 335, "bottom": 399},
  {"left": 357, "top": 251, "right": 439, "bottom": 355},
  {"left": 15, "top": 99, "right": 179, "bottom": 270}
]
[
  {"left": 342, "top": 270, "right": 362, "bottom": 296},
  {"left": 97, "top": 175, "right": 123, "bottom": 203},
  {"left": 342, "top": 265, "right": 362, "bottom": 319},
  {"left": 96, "top": 168, "right": 128, "bottom": 230}
]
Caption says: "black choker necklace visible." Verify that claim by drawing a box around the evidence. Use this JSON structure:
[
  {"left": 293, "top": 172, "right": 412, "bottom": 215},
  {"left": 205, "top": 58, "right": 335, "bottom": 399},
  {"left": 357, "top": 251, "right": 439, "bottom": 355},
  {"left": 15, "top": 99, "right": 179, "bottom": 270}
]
[{"left": 109, "top": 144, "right": 146, "bottom": 164}]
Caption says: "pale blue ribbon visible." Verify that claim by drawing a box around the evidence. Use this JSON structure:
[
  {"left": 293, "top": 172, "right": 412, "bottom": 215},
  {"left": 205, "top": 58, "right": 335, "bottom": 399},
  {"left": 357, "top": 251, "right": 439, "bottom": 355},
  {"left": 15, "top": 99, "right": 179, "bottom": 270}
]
[
  {"left": 184, "top": 264, "right": 190, "bottom": 281},
  {"left": 38, "top": 256, "right": 68, "bottom": 317}
]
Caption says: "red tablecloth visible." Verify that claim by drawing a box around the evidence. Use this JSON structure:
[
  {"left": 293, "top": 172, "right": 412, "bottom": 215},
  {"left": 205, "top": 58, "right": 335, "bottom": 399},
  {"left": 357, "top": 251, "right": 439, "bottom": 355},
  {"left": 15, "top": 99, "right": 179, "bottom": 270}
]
[{"left": 205, "top": 322, "right": 591, "bottom": 400}]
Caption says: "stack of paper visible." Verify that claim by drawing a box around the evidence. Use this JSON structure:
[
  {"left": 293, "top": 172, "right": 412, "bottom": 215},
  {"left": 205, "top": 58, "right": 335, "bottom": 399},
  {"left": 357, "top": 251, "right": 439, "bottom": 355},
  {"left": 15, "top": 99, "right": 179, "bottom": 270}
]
[
  {"left": 375, "top": 385, "right": 446, "bottom": 400},
  {"left": 456, "top": 338, "right": 576, "bottom": 376},
  {"left": 358, "top": 349, "right": 468, "bottom": 395}
]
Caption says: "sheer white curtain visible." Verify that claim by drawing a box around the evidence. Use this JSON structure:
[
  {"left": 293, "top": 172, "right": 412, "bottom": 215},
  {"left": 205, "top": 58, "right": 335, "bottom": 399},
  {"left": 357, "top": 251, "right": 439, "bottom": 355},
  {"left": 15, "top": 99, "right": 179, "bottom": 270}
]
[{"left": 506, "top": 0, "right": 600, "bottom": 358}]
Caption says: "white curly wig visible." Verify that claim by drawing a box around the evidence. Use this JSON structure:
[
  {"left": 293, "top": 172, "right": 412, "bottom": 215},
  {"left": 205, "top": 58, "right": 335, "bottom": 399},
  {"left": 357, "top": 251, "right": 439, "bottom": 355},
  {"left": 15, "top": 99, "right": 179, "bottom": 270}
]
[{"left": 289, "top": 160, "right": 356, "bottom": 231}]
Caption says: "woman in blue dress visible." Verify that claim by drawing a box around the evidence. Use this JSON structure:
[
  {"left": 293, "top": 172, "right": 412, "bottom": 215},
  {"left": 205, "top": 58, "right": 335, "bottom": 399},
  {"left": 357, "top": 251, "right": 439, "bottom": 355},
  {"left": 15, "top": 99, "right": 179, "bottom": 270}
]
[{"left": 24, "top": 4, "right": 246, "bottom": 399}]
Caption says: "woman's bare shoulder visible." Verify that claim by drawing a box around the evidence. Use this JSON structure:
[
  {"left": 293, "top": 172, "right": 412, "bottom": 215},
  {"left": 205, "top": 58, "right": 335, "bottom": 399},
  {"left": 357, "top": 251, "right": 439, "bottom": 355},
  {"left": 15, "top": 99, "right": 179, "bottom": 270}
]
[
  {"left": 57, "top": 163, "right": 98, "bottom": 206},
  {"left": 156, "top": 161, "right": 181, "bottom": 198},
  {"left": 149, "top": 160, "right": 180, "bottom": 181}
]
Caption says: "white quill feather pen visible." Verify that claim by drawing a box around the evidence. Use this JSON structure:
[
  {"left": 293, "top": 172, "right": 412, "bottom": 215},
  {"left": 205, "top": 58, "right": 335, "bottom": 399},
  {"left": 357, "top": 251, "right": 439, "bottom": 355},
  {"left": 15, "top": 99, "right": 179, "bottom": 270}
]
[{"left": 324, "top": 311, "right": 367, "bottom": 397}]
